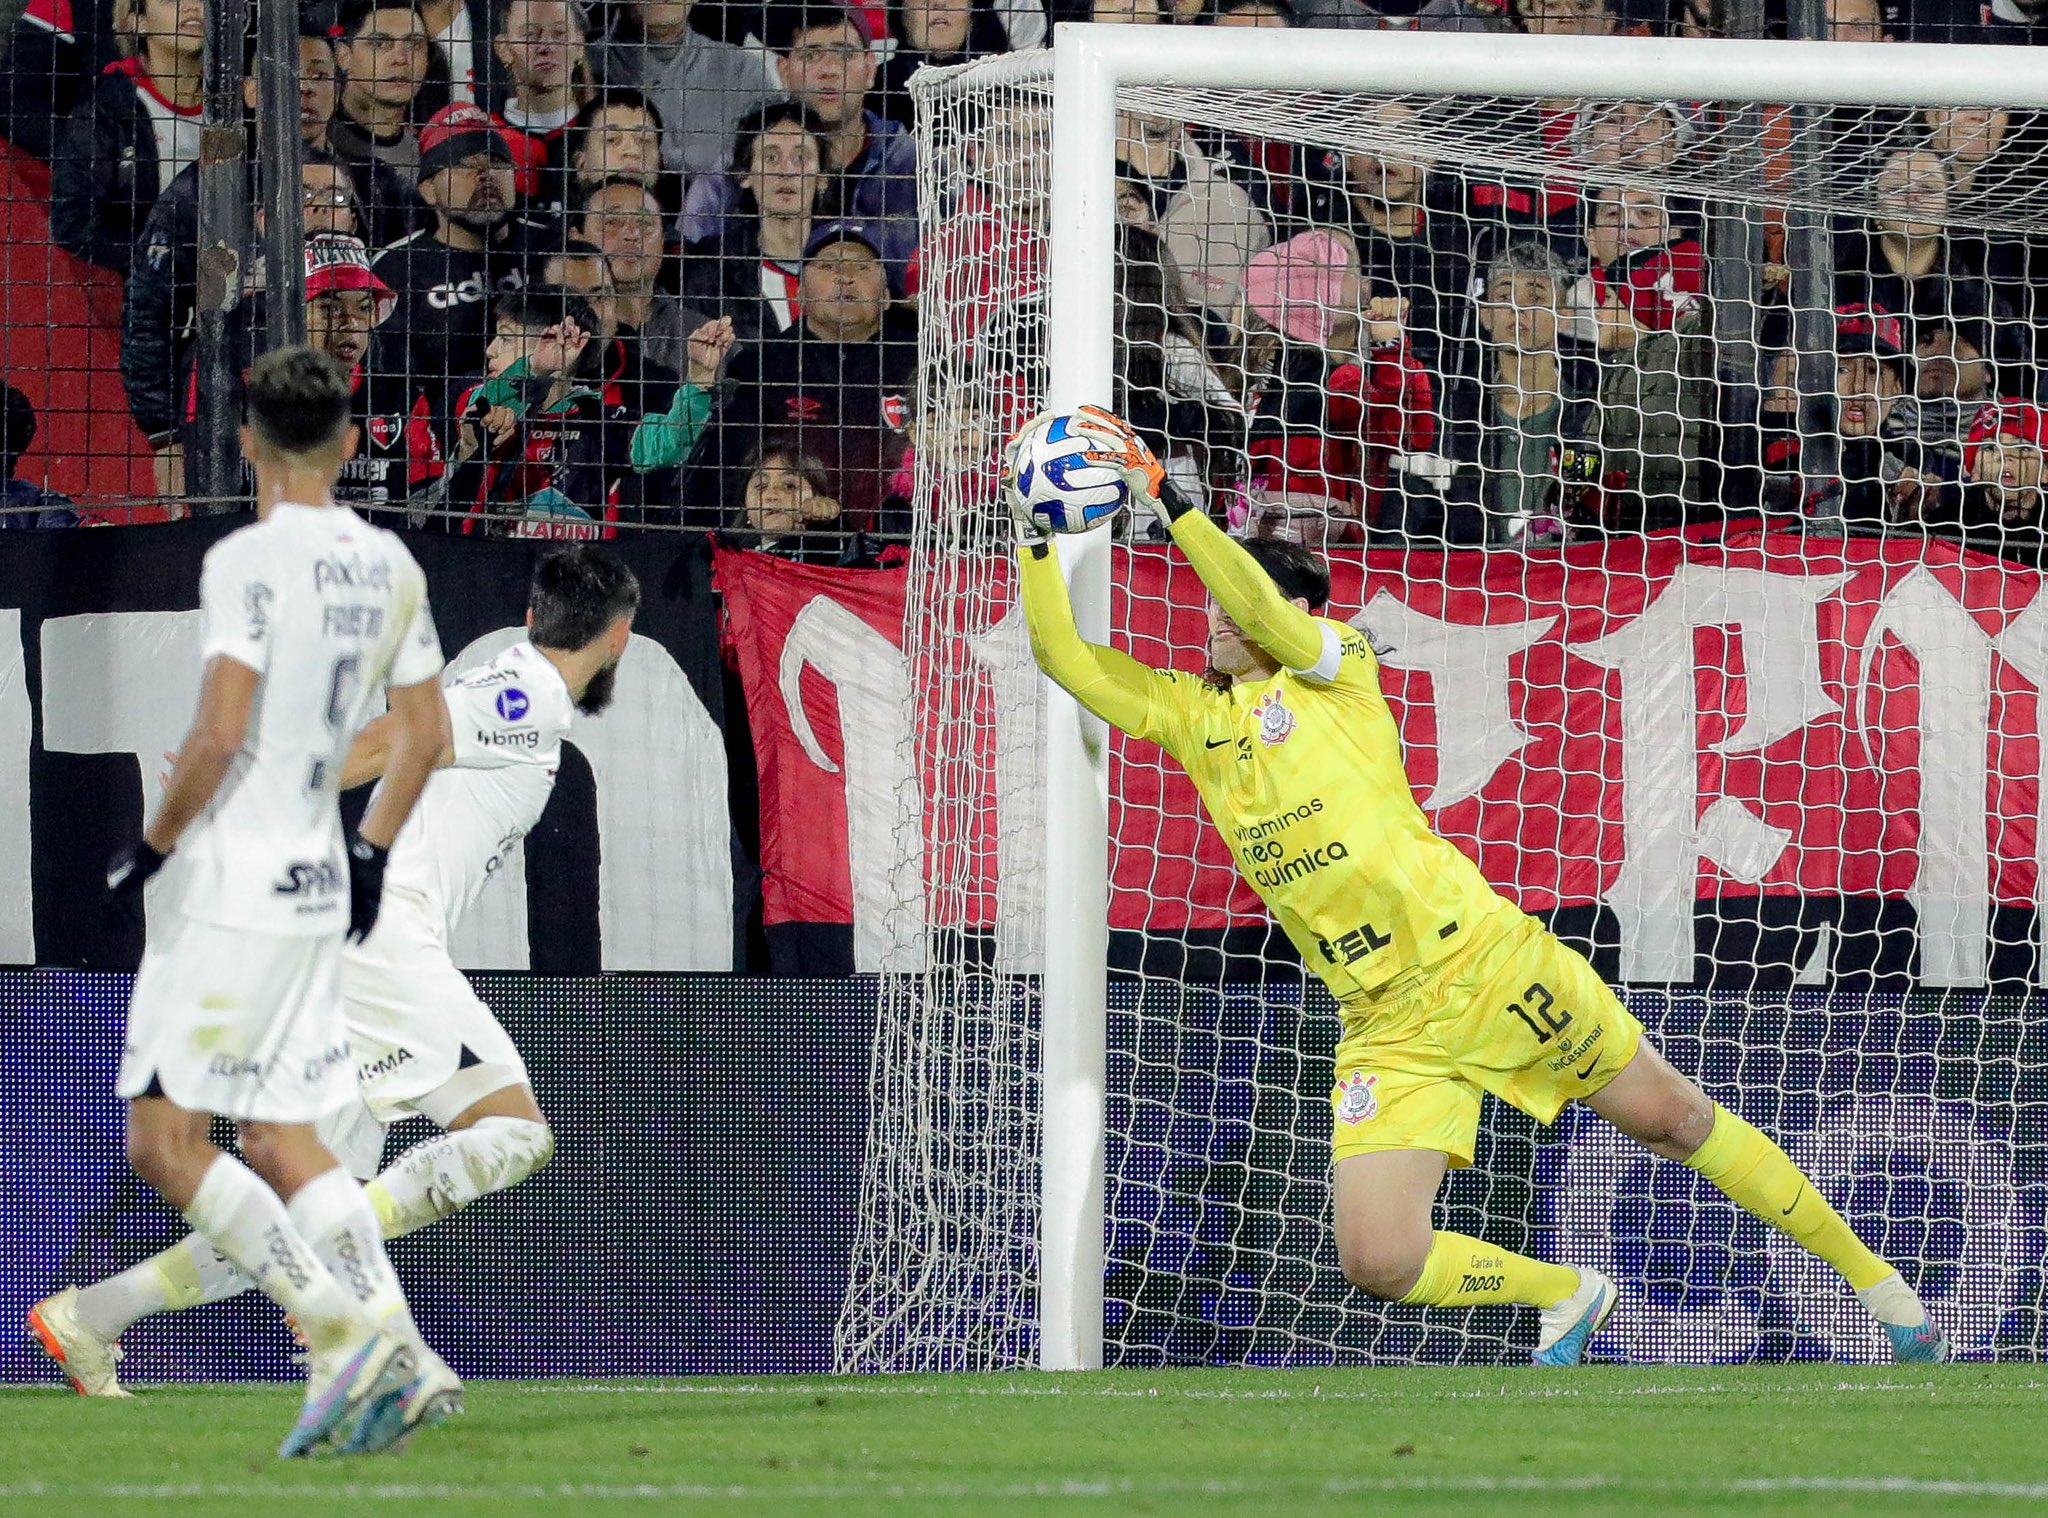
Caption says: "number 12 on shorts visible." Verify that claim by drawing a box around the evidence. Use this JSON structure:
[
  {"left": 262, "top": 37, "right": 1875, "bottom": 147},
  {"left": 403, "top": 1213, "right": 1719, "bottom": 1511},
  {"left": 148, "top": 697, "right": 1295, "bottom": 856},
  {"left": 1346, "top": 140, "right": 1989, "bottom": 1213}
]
[{"left": 1507, "top": 982, "right": 1574, "bottom": 1044}]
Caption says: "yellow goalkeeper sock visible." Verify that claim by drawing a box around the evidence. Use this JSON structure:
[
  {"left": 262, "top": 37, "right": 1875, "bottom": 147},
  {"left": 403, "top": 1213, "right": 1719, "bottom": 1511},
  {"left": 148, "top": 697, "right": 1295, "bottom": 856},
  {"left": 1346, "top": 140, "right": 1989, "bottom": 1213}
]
[
  {"left": 1684, "top": 1104, "right": 1892, "bottom": 1291},
  {"left": 1398, "top": 1231, "right": 1578, "bottom": 1310}
]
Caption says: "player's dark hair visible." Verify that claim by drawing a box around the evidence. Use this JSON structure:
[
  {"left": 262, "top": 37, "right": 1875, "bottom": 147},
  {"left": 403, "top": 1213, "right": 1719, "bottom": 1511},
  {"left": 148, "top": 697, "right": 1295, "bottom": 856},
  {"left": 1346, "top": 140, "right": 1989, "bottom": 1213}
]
[
  {"left": 245, "top": 345, "right": 353, "bottom": 454},
  {"left": 1241, "top": 536, "right": 1330, "bottom": 611},
  {"left": 529, "top": 546, "right": 641, "bottom": 651}
]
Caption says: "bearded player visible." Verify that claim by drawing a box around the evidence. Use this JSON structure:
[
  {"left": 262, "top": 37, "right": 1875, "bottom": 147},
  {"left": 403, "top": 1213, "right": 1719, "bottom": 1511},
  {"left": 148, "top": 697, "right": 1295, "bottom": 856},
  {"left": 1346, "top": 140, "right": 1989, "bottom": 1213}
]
[
  {"left": 30, "top": 545, "right": 639, "bottom": 1396},
  {"left": 1014, "top": 408, "right": 1948, "bottom": 1366}
]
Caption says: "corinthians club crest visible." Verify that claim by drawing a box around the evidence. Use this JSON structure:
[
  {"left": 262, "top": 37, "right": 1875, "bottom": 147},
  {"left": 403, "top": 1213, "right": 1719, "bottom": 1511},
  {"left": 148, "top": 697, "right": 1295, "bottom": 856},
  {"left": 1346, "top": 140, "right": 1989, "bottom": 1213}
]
[
  {"left": 1250, "top": 689, "right": 1296, "bottom": 746},
  {"left": 1334, "top": 1071, "right": 1380, "bottom": 1125}
]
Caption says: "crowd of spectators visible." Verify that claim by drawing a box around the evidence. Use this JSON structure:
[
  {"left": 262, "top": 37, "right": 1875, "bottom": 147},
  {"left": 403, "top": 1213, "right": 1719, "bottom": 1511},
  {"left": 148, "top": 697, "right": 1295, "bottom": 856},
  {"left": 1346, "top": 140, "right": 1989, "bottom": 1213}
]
[{"left": 1, "top": 0, "right": 2046, "bottom": 558}]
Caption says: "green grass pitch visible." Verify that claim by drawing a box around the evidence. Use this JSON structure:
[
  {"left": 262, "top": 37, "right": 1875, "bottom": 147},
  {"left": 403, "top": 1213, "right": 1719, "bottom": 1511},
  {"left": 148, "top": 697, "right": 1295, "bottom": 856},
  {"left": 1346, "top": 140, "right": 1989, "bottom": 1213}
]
[{"left": 2, "top": 1367, "right": 2042, "bottom": 1517}]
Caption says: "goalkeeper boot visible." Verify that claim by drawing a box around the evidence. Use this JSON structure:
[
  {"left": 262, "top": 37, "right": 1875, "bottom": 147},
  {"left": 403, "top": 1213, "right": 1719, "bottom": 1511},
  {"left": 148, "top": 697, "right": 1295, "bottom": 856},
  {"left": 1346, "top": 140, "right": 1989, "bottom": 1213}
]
[
  {"left": 1532, "top": 1267, "right": 1616, "bottom": 1368},
  {"left": 345, "top": 1339, "right": 463, "bottom": 1455},
  {"left": 1858, "top": 1274, "right": 1951, "bottom": 1363},
  {"left": 280, "top": 1330, "right": 416, "bottom": 1459},
  {"left": 27, "top": 1287, "right": 132, "bottom": 1398},
  {"left": 1883, "top": 1320, "right": 1952, "bottom": 1364}
]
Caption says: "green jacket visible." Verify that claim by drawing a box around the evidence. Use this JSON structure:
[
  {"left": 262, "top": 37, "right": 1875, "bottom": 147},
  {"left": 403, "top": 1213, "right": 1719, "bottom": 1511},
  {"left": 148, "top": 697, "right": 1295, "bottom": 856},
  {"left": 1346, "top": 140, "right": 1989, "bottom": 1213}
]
[
  {"left": 1598, "top": 317, "right": 1714, "bottom": 532},
  {"left": 629, "top": 381, "right": 715, "bottom": 474}
]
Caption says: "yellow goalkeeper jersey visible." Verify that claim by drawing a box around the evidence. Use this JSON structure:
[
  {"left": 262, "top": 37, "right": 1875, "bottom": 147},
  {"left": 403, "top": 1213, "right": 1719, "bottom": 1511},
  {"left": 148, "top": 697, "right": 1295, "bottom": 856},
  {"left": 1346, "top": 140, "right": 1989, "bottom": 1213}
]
[{"left": 1019, "top": 516, "right": 1516, "bottom": 998}]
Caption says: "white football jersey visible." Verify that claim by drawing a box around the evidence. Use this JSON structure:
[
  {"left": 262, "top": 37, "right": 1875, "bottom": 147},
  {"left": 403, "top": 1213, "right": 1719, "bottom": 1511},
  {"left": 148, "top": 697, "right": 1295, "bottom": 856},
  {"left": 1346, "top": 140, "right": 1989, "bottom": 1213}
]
[
  {"left": 378, "top": 641, "right": 575, "bottom": 941},
  {"left": 171, "top": 503, "right": 444, "bottom": 936}
]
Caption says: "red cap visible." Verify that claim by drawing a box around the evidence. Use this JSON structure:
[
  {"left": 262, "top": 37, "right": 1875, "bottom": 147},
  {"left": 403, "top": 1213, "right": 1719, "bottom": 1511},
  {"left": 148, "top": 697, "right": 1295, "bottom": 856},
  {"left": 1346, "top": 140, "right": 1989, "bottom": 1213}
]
[
  {"left": 304, "top": 234, "right": 395, "bottom": 325},
  {"left": 1835, "top": 303, "right": 1906, "bottom": 360},
  {"left": 1965, "top": 399, "right": 2048, "bottom": 477},
  {"left": 418, "top": 102, "right": 516, "bottom": 179}
]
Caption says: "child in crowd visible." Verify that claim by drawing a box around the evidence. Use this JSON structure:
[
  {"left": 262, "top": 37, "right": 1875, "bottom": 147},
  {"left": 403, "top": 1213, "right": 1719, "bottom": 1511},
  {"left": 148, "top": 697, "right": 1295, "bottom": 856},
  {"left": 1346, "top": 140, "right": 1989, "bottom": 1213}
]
[
  {"left": 455, "top": 288, "right": 734, "bottom": 536},
  {"left": 451, "top": 288, "right": 627, "bottom": 538},
  {"left": 739, "top": 443, "right": 839, "bottom": 547},
  {"left": 739, "top": 439, "right": 886, "bottom": 565},
  {"left": 1959, "top": 400, "right": 2047, "bottom": 546},
  {"left": 1893, "top": 312, "right": 1999, "bottom": 466},
  {"left": 1825, "top": 304, "right": 1915, "bottom": 529}
]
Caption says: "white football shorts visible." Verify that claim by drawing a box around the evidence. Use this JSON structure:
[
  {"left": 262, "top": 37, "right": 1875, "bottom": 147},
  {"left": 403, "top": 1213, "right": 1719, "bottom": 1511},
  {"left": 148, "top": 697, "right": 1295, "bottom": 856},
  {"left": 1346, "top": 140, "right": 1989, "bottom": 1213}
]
[
  {"left": 118, "top": 911, "right": 353, "bottom": 1123},
  {"left": 316, "top": 894, "right": 529, "bottom": 1178}
]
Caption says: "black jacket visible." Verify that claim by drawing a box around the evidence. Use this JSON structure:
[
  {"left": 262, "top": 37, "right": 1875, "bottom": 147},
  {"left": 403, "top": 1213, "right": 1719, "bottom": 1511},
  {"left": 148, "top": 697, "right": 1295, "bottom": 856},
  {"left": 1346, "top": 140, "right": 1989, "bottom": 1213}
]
[
  {"left": 688, "top": 306, "right": 918, "bottom": 532},
  {"left": 682, "top": 221, "right": 801, "bottom": 347},
  {"left": 371, "top": 216, "right": 557, "bottom": 424},
  {"left": 344, "top": 154, "right": 428, "bottom": 254},
  {"left": 872, "top": 1, "right": 1012, "bottom": 129},
  {"left": 121, "top": 163, "right": 200, "bottom": 443},
  {"left": 52, "top": 62, "right": 188, "bottom": 271},
  {"left": 1833, "top": 224, "right": 2036, "bottom": 377},
  {"left": 1313, "top": 171, "right": 1482, "bottom": 402}
]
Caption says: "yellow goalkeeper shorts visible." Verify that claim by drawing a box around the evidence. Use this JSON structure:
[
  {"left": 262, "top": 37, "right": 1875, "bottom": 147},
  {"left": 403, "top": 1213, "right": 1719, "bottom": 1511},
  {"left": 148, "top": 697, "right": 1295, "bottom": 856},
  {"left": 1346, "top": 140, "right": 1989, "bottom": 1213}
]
[{"left": 1328, "top": 914, "right": 1644, "bottom": 1170}]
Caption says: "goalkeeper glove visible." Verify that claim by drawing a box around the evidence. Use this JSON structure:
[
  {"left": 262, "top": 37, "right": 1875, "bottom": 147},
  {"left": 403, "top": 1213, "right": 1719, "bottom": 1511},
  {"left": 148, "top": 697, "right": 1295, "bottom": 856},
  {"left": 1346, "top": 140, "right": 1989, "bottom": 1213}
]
[
  {"left": 345, "top": 833, "right": 389, "bottom": 945},
  {"left": 1071, "top": 406, "right": 1183, "bottom": 532}
]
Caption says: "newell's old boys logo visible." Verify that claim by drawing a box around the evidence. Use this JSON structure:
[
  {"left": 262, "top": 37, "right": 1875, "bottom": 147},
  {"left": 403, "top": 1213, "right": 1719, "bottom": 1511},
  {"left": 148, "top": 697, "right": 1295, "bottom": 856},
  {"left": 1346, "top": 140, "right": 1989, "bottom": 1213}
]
[
  {"left": 1334, "top": 1071, "right": 1380, "bottom": 1125},
  {"left": 366, "top": 415, "right": 401, "bottom": 450},
  {"left": 1251, "top": 690, "right": 1296, "bottom": 746},
  {"left": 496, "top": 688, "right": 529, "bottom": 722}
]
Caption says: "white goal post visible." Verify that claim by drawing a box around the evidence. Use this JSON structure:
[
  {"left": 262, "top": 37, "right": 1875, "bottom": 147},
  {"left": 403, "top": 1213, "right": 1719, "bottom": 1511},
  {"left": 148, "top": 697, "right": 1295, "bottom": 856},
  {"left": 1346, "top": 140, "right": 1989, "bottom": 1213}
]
[{"left": 839, "top": 26, "right": 2048, "bottom": 1377}]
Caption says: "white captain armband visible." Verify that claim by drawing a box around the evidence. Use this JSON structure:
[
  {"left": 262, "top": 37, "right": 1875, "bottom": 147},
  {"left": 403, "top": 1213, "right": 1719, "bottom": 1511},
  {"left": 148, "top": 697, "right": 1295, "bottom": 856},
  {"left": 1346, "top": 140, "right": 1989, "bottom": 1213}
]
[{"left": 1286, "top": 622, "right": 1347, "bottom": 686}]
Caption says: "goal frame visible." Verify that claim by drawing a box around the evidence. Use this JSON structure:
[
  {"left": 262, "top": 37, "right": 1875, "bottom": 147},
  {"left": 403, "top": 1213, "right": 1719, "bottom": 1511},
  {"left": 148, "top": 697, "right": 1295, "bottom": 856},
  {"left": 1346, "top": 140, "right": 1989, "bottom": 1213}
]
[{"left": 1035, "top": 22, "right": 2048, "bottom": 1372}]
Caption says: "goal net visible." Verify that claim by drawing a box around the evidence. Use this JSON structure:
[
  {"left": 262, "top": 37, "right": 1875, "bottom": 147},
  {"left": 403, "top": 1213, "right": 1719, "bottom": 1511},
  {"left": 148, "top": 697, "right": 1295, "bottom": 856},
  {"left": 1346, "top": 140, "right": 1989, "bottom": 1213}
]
[{"left": 835, "top": 30, "right": 2048, "bottom": 1372}]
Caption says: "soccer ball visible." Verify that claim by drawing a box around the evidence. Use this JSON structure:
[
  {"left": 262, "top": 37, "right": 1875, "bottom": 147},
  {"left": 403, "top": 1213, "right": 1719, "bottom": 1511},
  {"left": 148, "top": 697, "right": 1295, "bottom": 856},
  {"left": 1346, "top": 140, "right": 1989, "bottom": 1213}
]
[{"left": 1007, "top": 412, "right": 1132, "bottom": 535}]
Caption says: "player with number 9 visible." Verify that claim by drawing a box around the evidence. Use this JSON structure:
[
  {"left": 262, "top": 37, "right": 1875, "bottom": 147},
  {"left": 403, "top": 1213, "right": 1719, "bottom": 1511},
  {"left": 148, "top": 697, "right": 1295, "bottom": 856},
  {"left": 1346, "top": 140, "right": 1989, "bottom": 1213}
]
[
  {"left": 81, "top": 347, "right": 461, "bottom": 1457},
  {"left": 1011, "top": 405, "right": 1950, "bottom": 1367}
]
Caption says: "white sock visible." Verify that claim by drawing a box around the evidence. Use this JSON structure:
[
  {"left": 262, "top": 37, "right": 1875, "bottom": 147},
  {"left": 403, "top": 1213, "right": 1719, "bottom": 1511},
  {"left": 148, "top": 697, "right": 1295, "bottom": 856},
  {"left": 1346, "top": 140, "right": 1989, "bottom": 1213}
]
[
  {"left": 73, "top": 1234, "right": 251, "bottom": 1339},
  {"left": 286, "top": 1168, "right": 417, "bottom": 1335},
  {"left": 180, "top": 1155, "right": 362, "bottom": 1352},
  {"left": 364, "top": 1118, "right": 554, "bottom": 1240},
  {"left": 77, "top": 1120, "right": 554, "bottom": 1340},
  {"left": 1857, "top": 1270, "right": 1929, "bottom": 1328}
]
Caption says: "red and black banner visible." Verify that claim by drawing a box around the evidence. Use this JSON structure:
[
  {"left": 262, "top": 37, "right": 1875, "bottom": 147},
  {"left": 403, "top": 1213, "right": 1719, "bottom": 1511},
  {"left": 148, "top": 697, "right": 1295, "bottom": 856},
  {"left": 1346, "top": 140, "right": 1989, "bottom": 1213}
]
[
  {"left": 9, "top": 523, "right": 2048, "bottom": 987},
  {"left": 719, "top": 531, "right": 2048, "bottom": 990}
]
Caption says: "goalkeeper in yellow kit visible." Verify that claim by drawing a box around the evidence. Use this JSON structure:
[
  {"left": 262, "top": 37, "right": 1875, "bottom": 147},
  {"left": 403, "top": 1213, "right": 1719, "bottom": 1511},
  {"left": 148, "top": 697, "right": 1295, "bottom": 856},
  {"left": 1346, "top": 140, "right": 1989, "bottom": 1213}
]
[{"left": 1012, "top": 408, "right": 1949, "bottom": 1365}]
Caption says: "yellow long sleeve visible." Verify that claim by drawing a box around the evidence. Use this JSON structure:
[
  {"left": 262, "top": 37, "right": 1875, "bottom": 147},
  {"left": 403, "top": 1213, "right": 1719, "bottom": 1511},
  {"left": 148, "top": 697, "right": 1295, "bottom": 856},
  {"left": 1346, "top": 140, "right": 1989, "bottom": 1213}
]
[
  {"left": 1166, "top": 510, "right": 1327, "bottom": 674},
  {"left": 1017, "top": 539, "right": 1172, "bottom": 743}
]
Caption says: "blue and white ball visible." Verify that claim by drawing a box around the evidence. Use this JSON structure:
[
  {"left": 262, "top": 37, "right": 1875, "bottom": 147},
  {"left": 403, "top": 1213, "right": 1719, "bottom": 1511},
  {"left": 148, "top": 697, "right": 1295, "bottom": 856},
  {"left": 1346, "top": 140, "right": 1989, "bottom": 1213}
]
[{"left": 1008, "top": 412, "right": 1130, "bottom": 535}]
